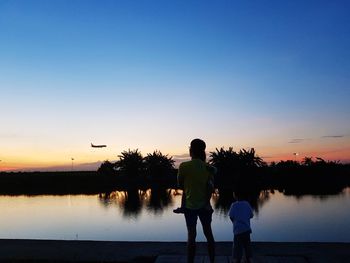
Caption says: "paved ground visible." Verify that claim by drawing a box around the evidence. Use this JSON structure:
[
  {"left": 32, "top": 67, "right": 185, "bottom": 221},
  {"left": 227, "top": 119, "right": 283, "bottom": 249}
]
[
  {"left": 156, "top": 255, "right": 308, "bottom": 263},
  {"left": 0, "top": 239, "right": 349, "bottom": 262}
]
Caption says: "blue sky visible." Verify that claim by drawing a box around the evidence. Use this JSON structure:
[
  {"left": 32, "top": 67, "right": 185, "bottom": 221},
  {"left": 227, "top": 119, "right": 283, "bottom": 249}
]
[{"left": 0, "top": 0, "right": 349, "bottom": 170}]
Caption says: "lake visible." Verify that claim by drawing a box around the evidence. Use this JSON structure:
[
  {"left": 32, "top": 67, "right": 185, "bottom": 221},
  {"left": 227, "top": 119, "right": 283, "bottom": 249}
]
[{"left": 0, "top": 187, "right": 349, "bottom": 242}]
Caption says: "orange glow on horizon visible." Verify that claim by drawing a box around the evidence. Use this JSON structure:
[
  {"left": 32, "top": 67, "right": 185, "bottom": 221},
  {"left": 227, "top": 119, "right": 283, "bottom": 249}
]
[
  {"left": 1, "top": 137, "right": 350, "bottom": 171},
  {"left": 1, "top": 148, "right": 349, "bottom": 172},
  {"left": 267, "top": 147, "right": 350, "bottom": 163}
]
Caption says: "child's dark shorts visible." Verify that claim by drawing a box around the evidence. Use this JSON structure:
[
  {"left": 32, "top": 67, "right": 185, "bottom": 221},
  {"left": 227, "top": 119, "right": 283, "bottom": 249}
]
[
  {"left": 233, "top": 230, "right": 252, "bottom": 260},
  {"left": 184, "top": 207, "right": 213, "bottom": 228}
]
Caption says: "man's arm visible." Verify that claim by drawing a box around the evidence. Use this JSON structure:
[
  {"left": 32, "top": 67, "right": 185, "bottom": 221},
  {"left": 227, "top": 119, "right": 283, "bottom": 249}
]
[{"left": 177, "top": 163, "right": 184, "bottom": 189}]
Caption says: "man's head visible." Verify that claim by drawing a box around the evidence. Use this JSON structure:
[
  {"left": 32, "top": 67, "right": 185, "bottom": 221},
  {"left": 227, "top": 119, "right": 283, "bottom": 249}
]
[{"left": 190, "top": 138, "right": 206, "bottom": 161}]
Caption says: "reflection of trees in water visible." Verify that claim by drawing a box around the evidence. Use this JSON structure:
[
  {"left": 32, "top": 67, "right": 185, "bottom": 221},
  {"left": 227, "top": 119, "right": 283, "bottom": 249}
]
[
  {"left": 98, "top": 192, "right": 113, "bottom": 208},
  {"left": 147, "top": 187, "right": 173, "bottom": 214},
  {"left": 122, "top": 188, "right": 143, "bottom": 218},
  {"left": 213, "top": 189, "right": 271, "bottom": 216},
  {"left": 254, "top": 190, "right": 271, "bottom": 213},
  {"left": 98, "top": 188, "right": 272, "bottom": 218},
  {"left": 213, "top": 189, "right": 233, "bottom": 216},
  {"left": 98, "top": 187, "right": 348, "bottom": 219},
  {"left": 99, "top": 191, "right": 127, "bottom": 208},
  {"left": 98, "top": 189, "right": 142, "bottom": 218},
  {"left": 286, "top": 188, "right": 347, "bottom": 202},
  {"left": 98, "top": 188, "right": 174, "bottom": 218}
]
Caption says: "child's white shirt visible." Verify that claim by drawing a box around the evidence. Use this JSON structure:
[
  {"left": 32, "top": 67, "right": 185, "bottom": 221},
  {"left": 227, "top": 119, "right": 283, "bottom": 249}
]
[{"left": 228, "top": 200, "right": 253, "bottom": 235}]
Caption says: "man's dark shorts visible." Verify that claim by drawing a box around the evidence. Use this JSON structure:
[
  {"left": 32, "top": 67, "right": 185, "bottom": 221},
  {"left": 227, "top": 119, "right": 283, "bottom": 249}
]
[
  {"left": 233, "top": 230, "right": 252, "bottom": 260},
  {"left": 184, "top": 207, "right": 213, "bottom": 228}
]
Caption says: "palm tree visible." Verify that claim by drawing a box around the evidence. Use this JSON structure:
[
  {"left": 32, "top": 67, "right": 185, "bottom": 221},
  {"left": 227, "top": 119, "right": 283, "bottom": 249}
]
[
  {"left": 144, "top": 150, "right": 175, "bottom": 182},
  {"left": 238, "top": 148, "right": 266, "bottom": 168},
  {"left": 210, "top": 147, "right": 265, "bottom": 172},
  {"left": 209, "top": 147, "right": 239, "bottom": 170},
  {"left": 115, "top": 149, "right": 145, "bottom": 177},
  {"left": 209, "top": 147, "right": 240, "bottom": 187},
  {"left": 97, "top": 160, "right": 116, "bottom": 175},
  {"left": 209, "top": 147, "right": 265, "bottom": 190},
  {"left": 275, "top": 160, "right": 300, "bottom": 168},
  {"left": 302, "top": 157, "right": 313, "bottom": 166}
]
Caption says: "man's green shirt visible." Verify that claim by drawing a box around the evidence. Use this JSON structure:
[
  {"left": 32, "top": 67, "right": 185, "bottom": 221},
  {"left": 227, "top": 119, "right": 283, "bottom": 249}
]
[{"left": 177, "top": 158, "right": 211, "bottom": 209}]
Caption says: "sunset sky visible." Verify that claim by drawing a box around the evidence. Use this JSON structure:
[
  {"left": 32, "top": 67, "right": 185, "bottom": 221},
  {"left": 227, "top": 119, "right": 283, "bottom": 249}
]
[{"left": 1, "top": 0, "right": 349, "bottom": 171}]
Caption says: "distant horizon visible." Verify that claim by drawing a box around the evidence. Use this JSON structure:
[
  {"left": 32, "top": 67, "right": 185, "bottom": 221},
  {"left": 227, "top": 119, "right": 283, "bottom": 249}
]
[{"left": 1, "top": 146, "right": 350, "bottom": 172}]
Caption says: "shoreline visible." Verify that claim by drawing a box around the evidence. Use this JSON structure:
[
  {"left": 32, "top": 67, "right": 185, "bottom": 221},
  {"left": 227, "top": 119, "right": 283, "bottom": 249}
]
[{"left": 0, "top": 239, "right": 349, "bottom": 262}]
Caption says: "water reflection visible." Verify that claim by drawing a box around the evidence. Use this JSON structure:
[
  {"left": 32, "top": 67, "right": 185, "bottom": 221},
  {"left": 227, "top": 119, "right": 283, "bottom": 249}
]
[
  {"left": 98, "top": 186, "right": 350, "bottom": 220},
  {"left": 98, "top": 188, "right": 274, "bottom": 218},
  {"left": 0, "top": 188, "right": 349, "bottom": 241},
  {"left": 98, "top": 188, "right": 175, "bottom": 218},
  {"left": 205, "top": 188, "right": 272, "bottom": 216},
  {"left": 147, "top": 187, "right": 174, "bottom": 214}
]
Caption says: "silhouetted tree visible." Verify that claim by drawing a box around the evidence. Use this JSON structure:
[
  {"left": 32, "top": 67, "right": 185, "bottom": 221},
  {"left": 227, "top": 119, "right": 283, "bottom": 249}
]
[
  {"left": 238, "top": 148, "right": 267, "bottom": 168},
  {"left": 97, "top": 160, "right": 116, "bottom": 175},
  {"left": 115, "top": 149, "right": 145, "bottom": 177},
  {"left": 144, "top": 150, "right": 175, "bottom": 182},
  {"left": 275, "top": 160, "right": 300, "bottom": 168},
  {"left": 302, "top": 157, "right": 313, "bottom": 166},
  {"left": 209, "top": 147, "right": 265, "bottom": 189},
  {"left": 210, "top": 147, "right": 239, "bottom": 171}
]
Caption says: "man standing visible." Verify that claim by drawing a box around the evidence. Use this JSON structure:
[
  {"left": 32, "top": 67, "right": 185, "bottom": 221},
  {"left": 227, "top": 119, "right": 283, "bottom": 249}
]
[{"left": 178, "top": 138, "right": 215, "bottom": 263}]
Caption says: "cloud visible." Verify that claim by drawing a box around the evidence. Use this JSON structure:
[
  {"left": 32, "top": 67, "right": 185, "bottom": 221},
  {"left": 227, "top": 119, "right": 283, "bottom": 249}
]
[
  {"left": 172, "top": 154, "right": 190, "bottom": 168},
  {"left": 0, "top": 133, "right": 19, "bottom": 138},
  {"left": 8, "top": 161, "right": 105, "bottom": 172},
  {"left": 260, "top": 156, "right": 274, "bottom": 159},
  {"left": 0, "top": 132, "right": 40, "bottom": 139},
  {"left": 322, "top": 135, "right": 344, "bottom": 138},
  {"left": 288, "top": 139, "right": 305, "bottom": 144},
  {"left": 172, "top": 153, "right": 190, "bottom": 160}
]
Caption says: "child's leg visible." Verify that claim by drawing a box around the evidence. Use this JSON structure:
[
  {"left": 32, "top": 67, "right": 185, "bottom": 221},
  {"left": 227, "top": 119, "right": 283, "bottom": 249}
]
[
  {"left": 232, "top": 235, "right": 243, "bottom": 263},
  {"left": 243, "top": 234, "right": 253, "bottom": 263}
]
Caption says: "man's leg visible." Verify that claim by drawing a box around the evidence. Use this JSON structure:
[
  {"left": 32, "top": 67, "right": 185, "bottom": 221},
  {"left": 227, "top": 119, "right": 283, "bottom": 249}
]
[
  {"left": 184, "top": 210, "right": 198, "bottom": 263},
  {"left": 199, "top": 210, "right": 215, "bottom": 263},
  {"left": 202, "top": 222, "right": 215, "bottom": 263},
  {"left": 187, "top": 225, "right": 197, "bottom": 263}
]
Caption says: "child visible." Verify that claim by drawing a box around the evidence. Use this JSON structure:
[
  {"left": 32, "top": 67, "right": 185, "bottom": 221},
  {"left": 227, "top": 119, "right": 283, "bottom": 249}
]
[
  {"left": 173, "top": 165, "right": 216, "bottom": 214},
  {"left": 228, "top": 190, "right": 254, "bottom": 263}
]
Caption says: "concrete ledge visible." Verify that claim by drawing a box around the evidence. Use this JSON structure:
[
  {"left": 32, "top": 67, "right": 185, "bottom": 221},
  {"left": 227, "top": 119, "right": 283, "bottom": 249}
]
[{"left": 0, "top": 239, "right": 349, "bottom": 262}]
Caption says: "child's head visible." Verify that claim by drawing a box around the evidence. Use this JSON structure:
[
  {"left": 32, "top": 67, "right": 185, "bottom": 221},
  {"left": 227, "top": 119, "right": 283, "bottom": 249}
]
[
  {"left": 233, "top": 186, "right": 250, "bottom": 201},
  {"left": 233, "top": 177, "right": 252, "bottom": 201},
  {"left": 233, "top": 180, "right": 251, "bottom": 200}
]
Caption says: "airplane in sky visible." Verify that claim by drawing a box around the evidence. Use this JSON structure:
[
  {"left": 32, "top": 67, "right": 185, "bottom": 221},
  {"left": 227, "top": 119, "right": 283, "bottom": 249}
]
[{"left": 91, "top": 143, "right": 107, "bottom": 148}]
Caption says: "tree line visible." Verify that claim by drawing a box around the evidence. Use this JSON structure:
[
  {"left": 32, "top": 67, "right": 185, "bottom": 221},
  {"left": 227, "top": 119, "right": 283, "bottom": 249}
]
[
  {"left": 0, "top": 147, "right": 348, "bottom": 196},
  {"left": 97, "top": 147, "right": 350, "bottom": 195}
]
